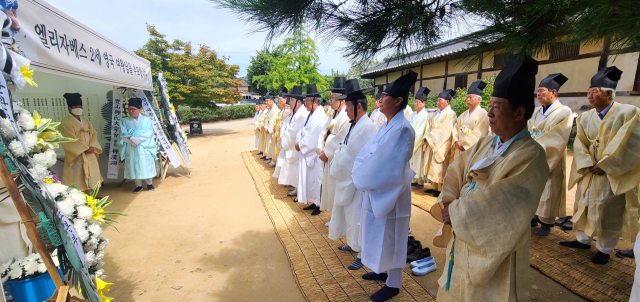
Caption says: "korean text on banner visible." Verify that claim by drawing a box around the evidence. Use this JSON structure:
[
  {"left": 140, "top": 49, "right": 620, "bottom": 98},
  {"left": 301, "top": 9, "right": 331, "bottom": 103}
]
[
  {"left": 107, "top": 90, "right": 123, "bottom": 179},
  {"left": 137, "top": 90, "right": 181, "bottom": 168},
  {"left": 157, "top": 73, "right": 190, "bottom": 165}
]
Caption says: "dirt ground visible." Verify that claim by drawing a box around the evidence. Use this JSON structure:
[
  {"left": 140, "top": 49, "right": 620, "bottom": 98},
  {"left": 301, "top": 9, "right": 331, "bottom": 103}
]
[{"left": 99, "top": 118, "right": 600, "bottom": 301}]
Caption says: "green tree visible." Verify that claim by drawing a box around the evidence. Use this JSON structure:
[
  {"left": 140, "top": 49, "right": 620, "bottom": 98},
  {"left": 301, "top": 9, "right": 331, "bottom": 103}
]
[
  {"left": 246, "top": 48, "right": 283, "bottom": 95},
  {"left": 135, "top": 24, "right": 241, "bottom": 108},
  {"left": 215, "top": 0, "right": 640, "bottom": 62},
  {"left": 251, "top": 29, "right": 328, "bottom": 94},
  {"left": 449, "top": 75, "right": 496, "bottom": 116}
]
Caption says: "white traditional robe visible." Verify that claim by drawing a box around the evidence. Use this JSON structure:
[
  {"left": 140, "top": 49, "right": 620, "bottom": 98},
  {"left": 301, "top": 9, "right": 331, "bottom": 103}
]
[
  {"left": 370, "top": 108, "right": 387, "bottom": 130},
  {"left": 297, "top": 107, "right": 328, "bottom": 204},
  {"left": 451, "top": 107, "right": 489, "bottom": 161},
  {"left": 254, "top": 111, "right": 260, "bottom": 148},
  {"left": 278, "top": 107, "right": 309, "bottom": 186},
  {"left": 409, "top": 108, "right": 428, "bottom": 184},
  {"left": 265, "top": 107, "right": 281, "bottom": 159},
  {"left": 423, "top": 106, "right": 457, "bottom": 189},
  {"left": 318, "top": 107, "right": 351, "bottom": 213},
  {"left": 631, "top": 232, "right": 640, "bottom": 302},
  {"left": 403, "top": 106, "right": 413, "bottom": 120},
  {"left": 430, "top": 130, "right": 549, "bottom": 301},
  {"left": 273, "top": 110, "right": 291, "bottom": 178},
  {"left": 328, "top": 115, "right": 377, "bottom": 251},
  {"left": 528, "top": 101, "right": 573, "bottom": 224},
  {"left": 352, "top": 111, "right": 415, "bottom": 273},
  {"left": 0, "top": 179, "right": 31, "bottom": 264},
  {"left": 570, "top": 102, "right": 640, "bottom": 241}
]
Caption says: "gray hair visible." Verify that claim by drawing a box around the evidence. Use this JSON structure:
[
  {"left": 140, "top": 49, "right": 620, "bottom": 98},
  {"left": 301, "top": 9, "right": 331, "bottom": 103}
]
[
  {"left": 356, "top": 98, "right": 368, "bottom": 111},
  {"left": 600, "top": 87, "right": 616, "bottom": 100}
]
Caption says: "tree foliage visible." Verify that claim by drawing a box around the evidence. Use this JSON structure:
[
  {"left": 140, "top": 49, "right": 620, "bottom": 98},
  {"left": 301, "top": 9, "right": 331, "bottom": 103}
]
[
  {"left": 246, "top": 48, "right": 284, "bottom": 95},
  {"left": 214, "top": 0, "right": 640, "bottom": 62},
  {"left": 135, "top": 24, "right": 241, "bottom": 108},
  {"left": 250, "top": 29, "right": 328, "bottom": 95}
]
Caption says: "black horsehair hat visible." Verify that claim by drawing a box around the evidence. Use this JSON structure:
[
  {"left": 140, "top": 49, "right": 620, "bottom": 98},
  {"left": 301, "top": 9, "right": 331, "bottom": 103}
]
[
  {"left": 415, "top": 87, "right": 430, "bottom": 101},
  {"left": 383, "top": 70, "right": 418, "bottom": 102},
  {"left": 264, "top": 92, "right": 275, "bottom": 100},
  {"left": 375, "top": 89, "right": 383, "bottom": 100},
  {"left": 278, "top": 87, "right": 288, "bottom": 97},
  {"left": 590, "top": 66, "right": 622, "bottom": 89},
  {"left": 285, "top": 85, "right": 304, "bottom": 99},
  {"left": 326, "top": 77, "right": 347, "bottom": 93},
  {"left": 63, "top": 93, "right": 83, "bottom": 107},
  {"left": 539, "top": 73, "right": 568, "bottom": 92},
  {"left": 438, "top": 89, "right": 456, "bottom": 101},
  {"left": 336, "top": 79, "right": 374, "bottom": 101},
  {"left": 128, "top": 98, "right": 143, "bottom": 109},
  {"left": 304, "top": 83, "right": 321, "bottom": 98},
  {"left": 467, "top": 80, "right": 487, "bottom": 96},
  {"left": 492, "top": 53, "right": 539, "bottom": 119}
]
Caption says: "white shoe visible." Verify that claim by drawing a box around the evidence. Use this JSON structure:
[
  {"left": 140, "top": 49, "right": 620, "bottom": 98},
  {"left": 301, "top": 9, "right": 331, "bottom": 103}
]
[
  {"left": 411, "top": 256, "right": 435, "bottom": 268},
  {"left": 325, "top": 222, "right": 330, "bottom": 227},
  {"left": 412, "top": 258, "right": 437, "bottom": 276}
]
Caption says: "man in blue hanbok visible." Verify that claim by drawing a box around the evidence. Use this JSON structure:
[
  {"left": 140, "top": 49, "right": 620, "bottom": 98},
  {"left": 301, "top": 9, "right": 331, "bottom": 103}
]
[{"left": 119, "top": 98, "right": 158, "bottom": 193}]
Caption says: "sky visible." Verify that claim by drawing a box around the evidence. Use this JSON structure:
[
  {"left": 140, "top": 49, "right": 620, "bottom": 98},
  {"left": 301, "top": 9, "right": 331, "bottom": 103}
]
[{"left": 46, "top": 0, "right": 352, "bottom": 77}]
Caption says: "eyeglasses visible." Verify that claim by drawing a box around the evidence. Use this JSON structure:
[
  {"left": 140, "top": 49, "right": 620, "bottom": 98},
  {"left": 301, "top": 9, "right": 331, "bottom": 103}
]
[{"left": 127, "top": 108, "right": 139, "bottom": 112}]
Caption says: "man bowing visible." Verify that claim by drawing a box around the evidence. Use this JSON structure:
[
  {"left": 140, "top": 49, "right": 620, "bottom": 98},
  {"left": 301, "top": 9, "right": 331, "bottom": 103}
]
[
  {"left": 296, "top": 84, "right": 329, "bottom": 214},
  {"left": 352, "top": 70, "right": 417, "bottom": 302},
  {"left": 328, "top": 79, "right": 376, "bottom": 270},
  {"left": 529, "top": 73, "right": 574, "bottom": 236},
  {"left": 430, "top": 54, "right": 549, "bottom": 301},
  {"left": 560, "top": 66, "right": 640, "bottom": 264},
  {"left": 423, "top": 89, "right": 457, "bottom": 197}
]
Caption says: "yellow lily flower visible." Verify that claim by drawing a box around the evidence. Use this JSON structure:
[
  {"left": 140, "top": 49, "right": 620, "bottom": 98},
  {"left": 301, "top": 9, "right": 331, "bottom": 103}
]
[
  {"left": 20, "top": 64, "right": 38, "bottom": 87},
  {"left": 44, "top": 178, "right": 53, "bottom": 184},
  {"left": 33, "top": 111, "right": 43, "bottom": 127},
  {"left": 96, "top": 278, "right": 114, "bottom": 302}
]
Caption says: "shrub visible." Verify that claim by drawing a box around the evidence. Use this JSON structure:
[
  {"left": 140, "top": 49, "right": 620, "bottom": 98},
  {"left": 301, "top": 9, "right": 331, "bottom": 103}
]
[
  {"left": 178, "top": 105, "right": 256, "bottom": 123},
  {"left": 449, "top": 75, "right": 497, "bottom": 116}
]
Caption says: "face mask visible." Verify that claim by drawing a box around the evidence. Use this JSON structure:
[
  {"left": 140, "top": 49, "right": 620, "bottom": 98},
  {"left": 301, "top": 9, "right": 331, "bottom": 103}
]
[{"left": 71, "top": 108, "right": 83, "bottom": 116}]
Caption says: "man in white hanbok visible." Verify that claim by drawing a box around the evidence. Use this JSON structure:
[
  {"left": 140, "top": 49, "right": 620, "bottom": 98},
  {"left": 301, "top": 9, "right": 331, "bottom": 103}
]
[
  {"left": 295, "top": 83, "right": 329, "bottom": 209},
  {"left": 318, "top": 77, "right": 350, "bottom": 216},
  {"left": 263, "top": 94, "right": 281, "bottom": 165},
  {"left": 370, "top": 90, "right": 387, "bottom": 129},
  {"left": 329, "top": 79, "right": 376, "bottom": 267},
  {"left": 273, "top": 95, "right": 292, "bottom": 178},
  {"left": 278, "top": 86, "right": 309, "bottom": 194},
  {"left": 352, "top": 70, "right": 418, "bottom": 302},
  {"left": 253, "top": 103, "right": 260, "bottom": 149},
  {"left": 409, "top": 87, "right": 430, "bottom": 189}
]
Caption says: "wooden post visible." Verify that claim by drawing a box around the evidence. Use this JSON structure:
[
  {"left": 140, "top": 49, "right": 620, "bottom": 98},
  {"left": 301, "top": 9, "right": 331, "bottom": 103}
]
[
  {"left": 477, "top": 53, "right": 484, "bottom": 80},
  {"left": 443, "top": 60, "right": 449, "bottom": 90},
  {"left": 0, "top": 153, "right": 65, "bottom": 287}
]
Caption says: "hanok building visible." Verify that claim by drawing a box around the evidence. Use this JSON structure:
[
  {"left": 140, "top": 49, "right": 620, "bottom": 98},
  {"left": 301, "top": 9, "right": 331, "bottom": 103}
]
[{"left": 361, "top": 37, "right": 640, "bottom": 112}]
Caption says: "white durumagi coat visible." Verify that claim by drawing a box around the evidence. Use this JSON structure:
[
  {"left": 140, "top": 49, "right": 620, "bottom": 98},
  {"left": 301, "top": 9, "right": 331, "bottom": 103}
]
[
  {"left": 273, "top": 110, "right": 292, "bottom": 178},
  {"left": 254, "top": 111, "right": 260, "bottom": 148},
  {"left": 297, "top": 107, "right": 329, "bottom": 204},
  {"left": 370, "top": 108, "right": 387, "bottom": 130},
  {"left": 319, "top": 108, "right": 351, "bottom": 212},
  {"left": 328, "top": 115, "right": 377, "bottom": 250},
  {"left": 278, "top": 107, "right": 309, "bottom": 186},
  {"left": 409, "top": 108, "right": 428, "bottom": 181},
  {"left": 352, "top": 110, "right": 415, "bottom": 273}
]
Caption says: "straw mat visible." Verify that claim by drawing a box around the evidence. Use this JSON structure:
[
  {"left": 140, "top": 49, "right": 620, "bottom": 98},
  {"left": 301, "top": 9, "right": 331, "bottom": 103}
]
[{"left": 242, "top": 151, "right": 435, "bottom": 302}]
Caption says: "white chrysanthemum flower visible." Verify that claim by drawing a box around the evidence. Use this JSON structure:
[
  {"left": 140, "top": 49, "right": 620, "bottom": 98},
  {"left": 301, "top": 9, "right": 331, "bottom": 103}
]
[
  {"left": 0, "top": 118, "right": 16, "bottom": 139},
  {"left": 44, "top": 149, "right": 58, "bottom": 166},
  {"left": 17, "top": 110, "right": 35, "bottom": 131},
  {"left": 24, "top": 253, "right": 40, "bottom": 262},
  {"left": 37, "top": 262, "right": 47, "bottom": 273},
  {"left": 96, "top": 251, "right": 105, "bottom": 262},
  {"left": 23, "top": 131, "right": 38, "bottom": 150},
  {"left": 9, "top": 260, "right": 20, "bottom": 269},
  {"left": 69, "top": 191, "right": 87, "bottom": 206},
  {"left": 44, "top": 183, "right": 68, "bottom": 199},
  {"left": 57, "top": 201, "right": 75, "bottom": 218},
  {"left": 88, "top": 223, "right": 103, "bottom": 237},
  {"left": 8, "top": 140, "right": 26, "bottom": 157},
  {"left": 9, "top": 267, "right": 23, "bottom": 279},
  {"left": 95, "top": 269, "right": 104, "bottom": 278},
  {"left": 76, "top": 205, "right": 93, "bottom": 220},
  {"left": 23, "top": 260, "right": 38, "bottom": 275},
  {"left": 97, "top": 261, "right": 105, "bottom": 269},
  {"left": 85, "top": 251, "right": 96, "bottom": 267},
  {"left": 98, "top": 238, "right": 109, "bottom": 250},
  {"left": 28, "top": 164, "right": 49, "bottom": 181}
]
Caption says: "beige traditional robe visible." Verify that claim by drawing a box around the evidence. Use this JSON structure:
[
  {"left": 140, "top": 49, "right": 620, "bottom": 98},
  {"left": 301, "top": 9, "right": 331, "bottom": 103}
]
[
  {"left": 528, "top": 101, "right": 573, "bottom": 223},
  {"left": 409, "top": 108, "right": 428, "bottom": 184},
  {"left": 318, "top": 108, "right": 350, "bottom": 213},
  {"left": 59, "top": 114, "right": 103, "bottom": 191},
  {"left": 570, "top": 102, "right": 640, "bottom": 240},
  {"left": 430, "top": 131, "right": 549, "bottom": 301},
  {"left": 273, "top": 109, "right": 288, "bottom": 163},
  {"left": 265, "top": 106, "right": 281, "bottom": 159},
  {"left": 451, "top": 107, "right": 489, "bottom": 161},
  {"left": 423, "top": 106, "right": 457, "bottom": 189},
  {"left": 256, "top": 110, "right": 267, "bottom": 153},
  {"left": 403, "top": 106, "right": 413, "bottom": 120}
]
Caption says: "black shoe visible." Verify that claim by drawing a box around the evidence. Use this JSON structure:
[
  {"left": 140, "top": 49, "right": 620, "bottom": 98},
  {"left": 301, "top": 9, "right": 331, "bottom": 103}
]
[
  {"left": 615, "top": 249, "right": 635, "bottom": 259},
  {"left": 288, "top": 187, "right": 295, "bottom": 191},
  {"left": 311, "top": 208, "right": 321, "bottom": 215},
  {"left": 411, "top": 182, "right": 418, "bottom": 186},
  {"left": 348, "top": 258, "right": 363, "bottom": 270},
  {"left": 370, "top": 285, "right": 400, "bottom": 302},
  {"left": 432, "top": 191, "right": 441, "bottom": 197},
  {"left": 257, "top": 152, "right": 263, "bottom": 155},
  {"left": 147, "top": 184, "right": 155, "bottom": 191},
  {"left": 407, "top": 248, "right": 431, "bottom": 262},
  {"left": 303, "top": 204, "right": 317, "bottom": 210},
  {"left": 362, "top": 272, "right": 387, "bottom": 281},
  {"left": 133, "top": 187, "right": 143, "bottom": 194},
  {"left": 339, "top": 245, "right": 354, "bottom": 252},
  {"left": 592, "top": 251, "right": 610, "bottom": 264},
  {"left": 260, "top": 156, "right": 267, "bottom": 160},
  {"left": 413, "top": 184, "right": 424, "bottom": 190},
  {"left": 531, "top": 218, "right": 539, "bottom": 227},
  {"left": 407, "top": 240, "right": 422, "bottom": 256},
  {"left": 555, "top": 216, "right": 573, "bottom": 230},
  {"left": 560, "top": 240, "right": 591, "bottom": 249},
  {"left": 424, "top": 189, "right": 437, "bottom": 193},
  {"left": 535, "top": 223, "right": 553, "bottom": 236}
]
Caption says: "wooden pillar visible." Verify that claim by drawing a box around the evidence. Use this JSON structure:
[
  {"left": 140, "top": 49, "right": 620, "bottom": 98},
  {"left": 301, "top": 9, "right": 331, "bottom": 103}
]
[
  {"left": 477, "top": 54, "right": 484, "bottom": 80},
  {"left": 598, "top": 36, "right": 611, "bottom": 70},
  {"left": 0, "top": 154, "right": 65, "bottom": 287},
  {"left": 634, "top": 54, "right": 640, "bottom": 92},
  {"left": 443, "top": 60, "right": 449, "bottom": 90}
]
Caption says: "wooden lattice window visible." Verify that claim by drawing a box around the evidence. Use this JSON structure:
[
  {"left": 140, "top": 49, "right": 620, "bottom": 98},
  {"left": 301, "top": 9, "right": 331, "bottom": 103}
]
[
  {"left": 549, "top": 43, "right": 580, "bottom": 60},
  {"left": 454, "top": 74, "right": 468, "bottom": 90}
]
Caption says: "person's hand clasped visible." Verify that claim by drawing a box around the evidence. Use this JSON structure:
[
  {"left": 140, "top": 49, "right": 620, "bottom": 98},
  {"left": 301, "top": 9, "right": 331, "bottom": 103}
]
[
  {"left": 319, "top": 151, "right": 328, "bottom": 162},
  {"left": 590, "top": 165, "right": 606, "bottom": 176},
  {"left": 295, "top": 142, "right": 300, "bottom": 152},
  {"left": 455, "top": 141, "right": 465, "bottom": 152},
  {"left": 442, "top": 203, "right": 451, "bottom": 225},
  {"left": 86, "top": 146, "right": 95, "bottom": 154}
]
